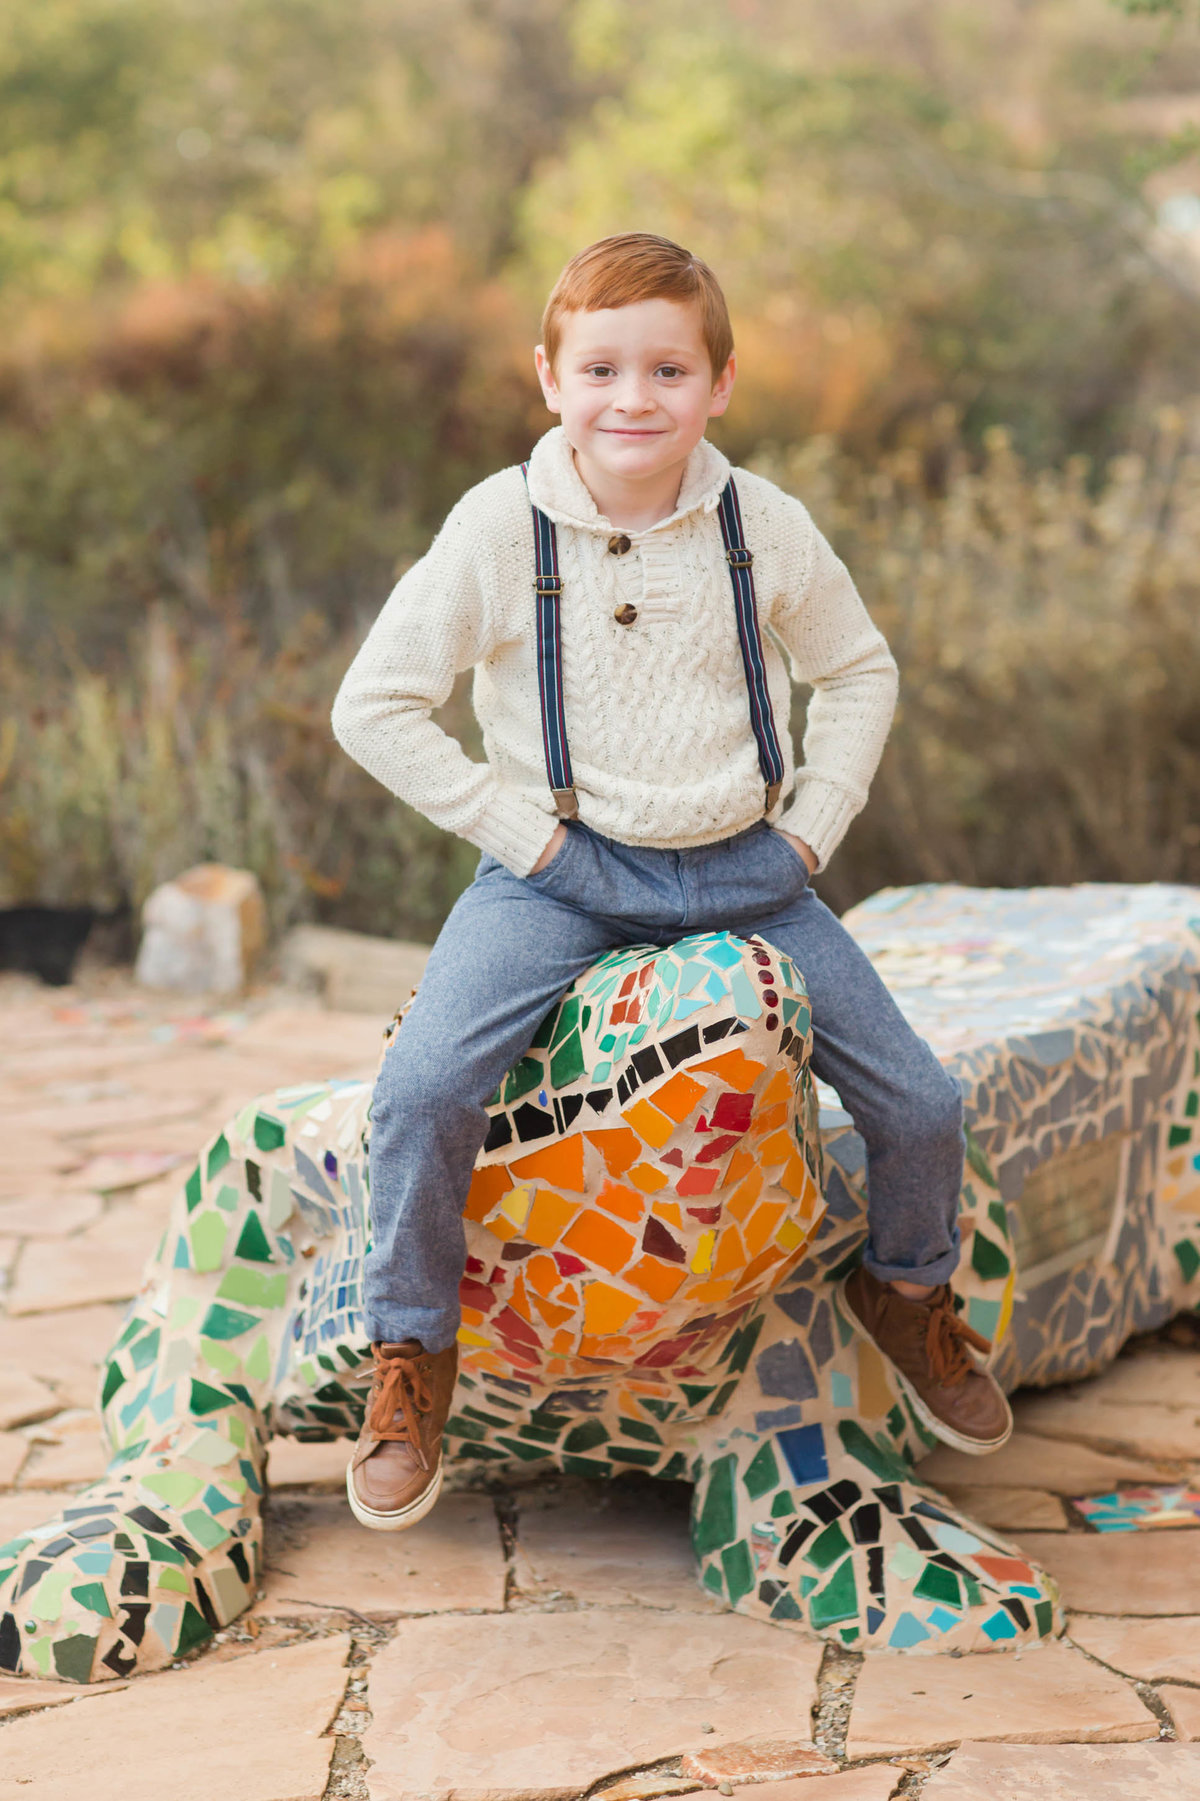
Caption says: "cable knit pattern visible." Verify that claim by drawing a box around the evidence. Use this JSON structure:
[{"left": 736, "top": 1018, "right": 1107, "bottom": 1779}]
[{"left": 331, "top": 427, "right": 898, "bottom": 877}]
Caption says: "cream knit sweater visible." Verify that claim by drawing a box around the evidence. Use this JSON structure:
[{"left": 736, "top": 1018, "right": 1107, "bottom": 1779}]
[{"left": 331, "top": 426, "right": 898, "bottom": 878}]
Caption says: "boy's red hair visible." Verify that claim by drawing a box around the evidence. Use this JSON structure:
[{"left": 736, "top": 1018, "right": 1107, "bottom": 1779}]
[{"left": 541, "top": 233, "right": 733, "bottom": 378}]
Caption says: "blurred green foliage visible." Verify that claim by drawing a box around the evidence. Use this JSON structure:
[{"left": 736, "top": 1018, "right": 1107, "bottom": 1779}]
[{"left": 2, "top": 0, "right": 1199, "bottom": 942}]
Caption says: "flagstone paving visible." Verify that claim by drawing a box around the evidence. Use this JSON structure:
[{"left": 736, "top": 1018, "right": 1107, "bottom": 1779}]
[
  {"left": 1163, "top": 1685, "right": 1200, "bottom": 1742},
  {"left": 1013, "top": 1528, "right": 1200, "bottom": 1615},
  {"left": 0, "top": 1633, "right": 350, "bottom": 1800},
  {"left": 364, "top": 1610, "right": 827, "bottom": 1801},
  {"left": 1, "top": 969, "right": 1199, "bottom": 1801},
  {"left": 844, "top": 1640, "right": 1158, "bottom": 1758},
  {"left": 1066, "top": 1613, "right": 1200, "bottom": 1683},
  {"left": 255, "top": 1492, "right": 509, "bottom": 1621},
  {"left": 920, "top": 1740, "right": 1200, "bottom": 1798}
]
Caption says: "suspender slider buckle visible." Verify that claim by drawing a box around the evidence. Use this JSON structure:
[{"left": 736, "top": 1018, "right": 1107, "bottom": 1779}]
[
  {"left": 534, "top": 576, "right": 564, "bottom": 595},
  {"left": 725, "top": 547, "right": 754, "bottom": 569}
]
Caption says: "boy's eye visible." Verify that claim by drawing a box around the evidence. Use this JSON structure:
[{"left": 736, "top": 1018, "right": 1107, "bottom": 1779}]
[
  {"left": 657, "top": 365, "right": 684, "bottom": 379},
  {"left": 587, "top": 364, "right": 616, "bottom": 378}
]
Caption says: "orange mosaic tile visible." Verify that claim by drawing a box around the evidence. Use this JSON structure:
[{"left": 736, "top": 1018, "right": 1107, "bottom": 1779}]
[
  {"left": 724, "top": 1147, "right": 756, "bottom": 1186},
  {"left": 585, "top": 1128, "right": 642, "bottom": 1177},
  {"left": 511, "top": 1137, "right": 586, "bottom": 1191},
  {"left": 695, "top": 1049, "right": 766, "bottom": 1091},
  {"left": 628, "top": 1162, "right": 670, "bottom": 1192},
  {"left": 651, "top": 1197, "right": 684, "bottom": 1227},
  {"left": 530, "top": 1290, "right": 575, "bottom": 1329},
  {"left": 736, "top": 1244, "right": 788, "bottom": 1290},
  {"left": 581, "top": 1280, "right": 640, "bottom": 1336},
  {"left": 780, "top": 1152, "right": 815, "bottom": 1200},
  {"left": 621, "top": 1096, "right": 675, "bottom": 1150},
  {"left": 626, "top": 1254, "right": 689, "bottom": 1304},
  {"left": 563, "top": 1211, "right": 637, "bottom": 1274},
  {"left": 525, "top": 1252, "right": 561, "bottom": 1296},
  {"left": 507, "top": 1274, "right": 534, "bottom": 1323},
  {"left": 713, "top": 1223, "right": 746, "bottom": 1277},
  {"left": 744, "top": 1199, "right": 786, "bottom": 1257},
  {"left": 758, "top": 1128, "right": 794, "bottom": 1166},
  {"left": 525, "top": 1189, "right": 577, "bottom": 1247},
  {"left": 759, "top": 1066, "right": 792, "bottom": 1109},
  {"left": 464, "top": 1164, "right": 512, "bottom": 1222},
  {"left": 727, "top": 1166, "right": 764, "bottom": 1223},
  {"left": 650, "top": 1070, "right": 707, "bottom": 1122},
  {"left": 596, "top": 1179, "right": 643, "bottom": 1223}
]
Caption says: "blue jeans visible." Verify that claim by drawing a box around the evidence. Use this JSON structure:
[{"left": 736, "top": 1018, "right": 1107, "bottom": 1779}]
[{"left": 365, "top": 820, "right": 963, "bottom": 1350}]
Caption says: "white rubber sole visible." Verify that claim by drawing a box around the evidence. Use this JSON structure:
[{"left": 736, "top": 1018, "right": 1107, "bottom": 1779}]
[
  {"left": 834, "top": 1278, "right": 1013, "bottom": 1458},
  {"left": 346, "top": 1456, "right": 444, "bottom": 1531}
]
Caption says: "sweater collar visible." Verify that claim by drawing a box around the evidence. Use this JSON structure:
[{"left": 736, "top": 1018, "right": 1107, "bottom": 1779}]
[{"left": 524, "top": 424, "right": 731, "bottom": 535}]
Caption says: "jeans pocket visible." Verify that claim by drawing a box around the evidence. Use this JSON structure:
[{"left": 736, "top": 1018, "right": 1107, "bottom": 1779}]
[
  {"left": 769, "top": 829, "right": 811, "bottom": 884},
  {"left": 524, "top": 825, "right": 573, "bottom": 889}
]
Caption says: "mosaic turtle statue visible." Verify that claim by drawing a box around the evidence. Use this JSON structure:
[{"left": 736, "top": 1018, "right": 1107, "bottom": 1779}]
[{"left": 3, "top": 882, "right": 1199, "bottom": 1684}]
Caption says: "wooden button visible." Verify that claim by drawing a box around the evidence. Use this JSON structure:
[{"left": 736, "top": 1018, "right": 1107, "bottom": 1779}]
[
  {"left": 614, "top": 603, "right": 638, "bottom": 626},
  {"left": 607, "top": 533, "right": 632, "bottom": 555}
]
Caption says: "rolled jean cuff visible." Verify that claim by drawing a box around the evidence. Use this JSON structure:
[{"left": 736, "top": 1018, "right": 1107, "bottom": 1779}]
[
  {"left": 862, "top": 1239, "right": 961, "bottom": 1291},
  {"left": 363, "top": 1302, "right": 460, "bottom": 1355}
]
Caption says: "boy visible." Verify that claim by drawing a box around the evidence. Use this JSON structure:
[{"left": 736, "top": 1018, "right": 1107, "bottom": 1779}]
[{"left": 331, "top": 233, "right": 1011, "bottom": 1533}]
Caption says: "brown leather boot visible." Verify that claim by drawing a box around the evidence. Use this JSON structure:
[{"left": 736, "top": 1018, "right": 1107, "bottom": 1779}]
[
  {"left": 346, "top": 1339, "right": 458, "bottom": 1530},
  {"left": 839, "top": 1267, "right": 1013, "bottom": 1455}
]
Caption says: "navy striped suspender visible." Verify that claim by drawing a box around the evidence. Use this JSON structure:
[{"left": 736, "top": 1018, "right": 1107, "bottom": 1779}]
[
  {"left": 521, "top": 463, "right": 578, "bottom": 819},
  {"left": 717, "top": 476, "right": 786, "bottom": 812},
  {"left": 520, "top": 466, "right": 784, "bottom": 819}
]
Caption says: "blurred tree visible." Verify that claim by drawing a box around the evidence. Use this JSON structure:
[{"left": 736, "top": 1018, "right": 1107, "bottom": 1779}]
[
  {"left": 0, "top": 0, "right": 588, "bottom": 305},
  {"left": 518, "top": 0, "right": 1200, "bottom": 461}
]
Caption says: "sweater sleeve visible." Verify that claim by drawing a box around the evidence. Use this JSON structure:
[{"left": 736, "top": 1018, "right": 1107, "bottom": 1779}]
[
  {"left": 769, "top": 513, "right": 898, "bottom": 870},
  {"left": 330, "top": 484, "right": 558, "bottom": 876}
]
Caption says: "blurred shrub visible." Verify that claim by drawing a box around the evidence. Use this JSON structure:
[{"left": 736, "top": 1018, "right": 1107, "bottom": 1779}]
[
  {"left": 0, "top": 605, "right": 480, "bottom": 939},
  {"left": 0, "top": 0, "right": 582, "bottom": 299},
  {"left": 764, "top": 405, "right": 1200, "bottom": 913},
  {"left": 0, "top": 230, "right": 543, "bottom": 664}
]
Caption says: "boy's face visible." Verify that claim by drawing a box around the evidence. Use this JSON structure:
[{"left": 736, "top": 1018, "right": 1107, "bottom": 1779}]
[{"left": 535, "top": 297, "right": 735, "bottom": 489}]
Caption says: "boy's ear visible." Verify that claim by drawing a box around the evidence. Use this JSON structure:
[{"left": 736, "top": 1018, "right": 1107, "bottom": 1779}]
[
  {"left": 707, "top": 352, "right": 737, "bottom": 419},
  {"left": 534, "top": 345, "right": 562, "bottom": 414}
]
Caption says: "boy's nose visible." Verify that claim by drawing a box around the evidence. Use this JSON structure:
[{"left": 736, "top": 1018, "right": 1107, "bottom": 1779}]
[{"left": 612, "top": 381, "right": 656, "bottom": 415}]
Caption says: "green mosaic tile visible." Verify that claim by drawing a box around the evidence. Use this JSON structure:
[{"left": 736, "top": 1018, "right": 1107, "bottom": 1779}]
[
  {"left": 206, "top": 1135, "right": 231, "bottom": 1179},
  {"left": 809, "top": 1556, "right": 859, "bottom": 1629},
  {"left": 914, "top": 1561, "right": 962, "bottom": 1608},
  {"left": 971, "top": 1232, "right": 1010, "bottom": 1281},
  {"left": 743, "top": 1440, "right": 780, "bottom": 1501},
  {"left": 234, "top": 1212, "right": 275, "bottom": 1264},
  {"left": 694, "top": 1454, "right": 737, "bottom": 1557},
  {"left": 252, "top": 1113, "right": 286, "bottom": 1153},
  {"left": 806, "top": 1522, "right": 850, "bottom": 1572},
  {"left": 721, "top": 1538, "right": 755, "bottom": 1605},
  {"left": 504, "top": 1058, "right": 544, "bottom": 1104},
  {"left": 550, "top": 1031, "right": 585, "bottom": 1089}
]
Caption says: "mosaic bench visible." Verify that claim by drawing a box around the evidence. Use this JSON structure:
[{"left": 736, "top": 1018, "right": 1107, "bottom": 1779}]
[{"left": 2, "top": 882, "right": 1198, "bottom": 1684}]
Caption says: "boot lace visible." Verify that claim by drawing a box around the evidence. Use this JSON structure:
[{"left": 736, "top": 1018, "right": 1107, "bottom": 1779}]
[
  {"left": 368, "top": 1352, "right": 433, "bottom": 1469},
  {"left": 924, "top": 1289, "right": 993, "bottom": 1387}
]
